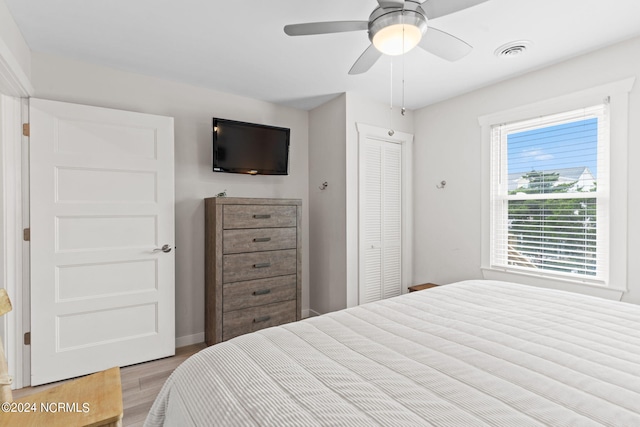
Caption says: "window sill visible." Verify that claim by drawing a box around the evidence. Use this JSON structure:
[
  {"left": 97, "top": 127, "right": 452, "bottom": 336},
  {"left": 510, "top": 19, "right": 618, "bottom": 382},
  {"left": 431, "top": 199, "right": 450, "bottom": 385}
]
[{"left": 481, "top": 267, "right": 625, "bottom": 300}]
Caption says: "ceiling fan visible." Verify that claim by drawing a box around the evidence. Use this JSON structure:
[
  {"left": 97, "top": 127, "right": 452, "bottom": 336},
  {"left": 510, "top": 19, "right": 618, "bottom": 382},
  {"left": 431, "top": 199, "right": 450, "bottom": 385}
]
[{"left": 284, "top": 0, "right": 488, "bottom": 74}]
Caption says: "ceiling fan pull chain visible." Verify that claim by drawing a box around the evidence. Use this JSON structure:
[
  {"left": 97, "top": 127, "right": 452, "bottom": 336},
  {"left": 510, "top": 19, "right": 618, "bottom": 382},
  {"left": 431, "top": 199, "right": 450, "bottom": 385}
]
[
  {"left": 390, "top": 60, "right": 393, "bottom": 111},
  {"left": 401, "top": 17, "right": 406, "bottom": 116},
  {"left": 388, "top": 60, "right": 394, "bottom": 136}
]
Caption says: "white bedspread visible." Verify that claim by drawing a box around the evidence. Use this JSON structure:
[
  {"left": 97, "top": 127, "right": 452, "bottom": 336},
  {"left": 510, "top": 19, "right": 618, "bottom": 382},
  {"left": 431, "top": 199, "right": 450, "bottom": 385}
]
[{"left": 145, "top": 280, "right": 640, "bottom": 426}]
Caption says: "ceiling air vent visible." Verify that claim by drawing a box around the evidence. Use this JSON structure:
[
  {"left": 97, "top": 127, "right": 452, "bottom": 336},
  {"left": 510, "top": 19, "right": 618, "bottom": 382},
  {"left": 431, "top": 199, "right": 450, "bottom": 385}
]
[{"left": 494, "top": 41, "right": 531, "bottom": 58}]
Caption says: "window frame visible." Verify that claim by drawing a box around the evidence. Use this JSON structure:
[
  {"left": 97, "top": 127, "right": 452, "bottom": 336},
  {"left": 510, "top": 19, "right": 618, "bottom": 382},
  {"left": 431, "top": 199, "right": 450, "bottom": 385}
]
[
  {"left": 490, "top": 105, "right": 608, "bottom": 284},
  {"left": 479, "top": 78, "right": 634, "bottom": 293}
]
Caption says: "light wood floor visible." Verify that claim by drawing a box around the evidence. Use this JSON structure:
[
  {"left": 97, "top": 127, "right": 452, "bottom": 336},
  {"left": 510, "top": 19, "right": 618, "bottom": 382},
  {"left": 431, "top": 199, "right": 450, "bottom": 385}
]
[{"left": 13, "top": 342, "right": 206, "bottom": 427}]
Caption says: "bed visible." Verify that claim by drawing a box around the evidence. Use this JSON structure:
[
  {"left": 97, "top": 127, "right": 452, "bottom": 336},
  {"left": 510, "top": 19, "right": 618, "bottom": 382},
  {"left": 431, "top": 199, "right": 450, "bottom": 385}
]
[{"left": 145, "top": 280, "right": 640, "bottom": 426}]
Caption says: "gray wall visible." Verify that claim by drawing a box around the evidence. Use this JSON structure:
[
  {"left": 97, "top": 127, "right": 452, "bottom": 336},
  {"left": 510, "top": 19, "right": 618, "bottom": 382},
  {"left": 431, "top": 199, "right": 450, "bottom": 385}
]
[
  {"left": 29, "top": 52, "right": 310, "bottom": 343},
  {"left": 308, "top": 94, "right": 347, "bottom": 314},
  {"left": 0, "top": 0, "right": 30, "bottom": 80},
  {"left": 308, "top": 92, "right": 413, "bottom": 314}
]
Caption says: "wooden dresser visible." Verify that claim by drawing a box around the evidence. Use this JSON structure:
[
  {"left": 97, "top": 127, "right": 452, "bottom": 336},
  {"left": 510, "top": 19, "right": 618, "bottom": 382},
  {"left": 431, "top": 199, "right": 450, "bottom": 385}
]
[{"left": 205, "top": 197, "right": 302, "bottom": 345}]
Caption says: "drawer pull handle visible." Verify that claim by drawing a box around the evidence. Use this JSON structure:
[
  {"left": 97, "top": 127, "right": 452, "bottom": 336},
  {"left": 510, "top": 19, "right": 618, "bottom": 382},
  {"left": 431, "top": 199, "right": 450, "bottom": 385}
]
[
  {"left": 253, "top": 262, "right": 271, "bottom": 268},
  {"left": 253, "top": 214, "right": 271, "bottom": 219},
  {"left": 253, "top": 237, "right": 271, "bottom": 243},
  {"left": 253, "top": 289, "right": 271, "bottom": 296},
  {"left": 254, "top": 316, "right": 271, "bottom": 323}
]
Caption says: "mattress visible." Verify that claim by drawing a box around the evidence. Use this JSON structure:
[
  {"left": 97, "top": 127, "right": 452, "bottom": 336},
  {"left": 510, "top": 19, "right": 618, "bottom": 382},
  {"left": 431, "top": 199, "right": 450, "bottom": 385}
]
[{"left": 145, "top": 280, "right": 640, "bottom": 426}]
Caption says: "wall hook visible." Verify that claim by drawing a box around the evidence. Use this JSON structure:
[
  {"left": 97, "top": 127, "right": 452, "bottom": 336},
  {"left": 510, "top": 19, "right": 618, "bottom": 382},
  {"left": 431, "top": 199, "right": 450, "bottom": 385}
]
[
  {"left": 436, "top": 180, "right": 447, "bottom": 189},
  {"left": 319, "top": 181, "right": 328, "bottom": 190}
]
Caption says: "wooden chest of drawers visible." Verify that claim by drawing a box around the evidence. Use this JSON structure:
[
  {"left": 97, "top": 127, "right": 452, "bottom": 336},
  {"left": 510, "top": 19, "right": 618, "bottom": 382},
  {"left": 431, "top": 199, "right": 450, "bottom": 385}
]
[{"left": 205, "top": 197, "right": 302, "bottom": 345}]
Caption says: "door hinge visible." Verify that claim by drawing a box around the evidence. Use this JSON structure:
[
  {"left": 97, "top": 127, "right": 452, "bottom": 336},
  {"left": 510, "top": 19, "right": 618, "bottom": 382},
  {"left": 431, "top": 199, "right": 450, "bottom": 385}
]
[
  {"left": 24, "top": 332, "right": 30, "bottom": 345},
  {"left": 22, "top": 123, "right": 30, "bottom": 137},
  {"left": 23, "top": 228, "right": 30, "bottom": 241}
]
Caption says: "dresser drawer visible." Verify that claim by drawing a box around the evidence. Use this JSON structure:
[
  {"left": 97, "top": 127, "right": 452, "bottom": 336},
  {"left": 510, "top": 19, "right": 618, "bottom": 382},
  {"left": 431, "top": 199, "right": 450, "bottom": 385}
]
[
  {"left": 223, "top": 300, "right": 296, "bottom": 341},
  {"left": 223, "top": 205, "right": 297, "bottom": 229},
  {"left": 205, "top": 197, "right": 302, "bottom": 345},
  {"left": 223, "top": 228, "right": 296, "bottom": 254},
  {"left": 223, "top": 249, "right": 297, "bottom": 283},
  {"left": 223, "top": 275, "right": 296, "bottom": 312}
]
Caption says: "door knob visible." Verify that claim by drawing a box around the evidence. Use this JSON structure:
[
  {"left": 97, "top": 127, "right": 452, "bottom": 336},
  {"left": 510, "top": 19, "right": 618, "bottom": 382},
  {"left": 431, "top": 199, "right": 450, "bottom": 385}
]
[{"left": 153, "top": 244, "right": 172, "bottom": 253}]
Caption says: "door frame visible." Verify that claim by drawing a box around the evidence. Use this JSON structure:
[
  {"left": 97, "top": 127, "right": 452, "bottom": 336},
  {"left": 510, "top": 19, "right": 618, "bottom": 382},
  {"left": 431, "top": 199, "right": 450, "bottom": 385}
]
[
  {"left": 351, "top": 123, "right": 413, "bottom": 306},
  {"left": 1, "top": 34, "right": 34, "bottom": 388},
  {"left": 0, "top": 95, "right": 29, "bottom": 389}
]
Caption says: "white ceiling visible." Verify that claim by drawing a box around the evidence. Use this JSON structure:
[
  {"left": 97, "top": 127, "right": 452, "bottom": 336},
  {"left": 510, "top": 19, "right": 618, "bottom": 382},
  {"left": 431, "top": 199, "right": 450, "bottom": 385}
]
[{"left": 5, "top": 0, "right": 640, "bottom": 110}]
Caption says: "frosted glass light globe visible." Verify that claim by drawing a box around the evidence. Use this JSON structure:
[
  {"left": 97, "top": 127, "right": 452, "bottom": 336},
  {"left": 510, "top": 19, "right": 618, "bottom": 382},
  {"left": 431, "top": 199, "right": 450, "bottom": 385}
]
[{"left": 372, "top": 23, "right": 422, "bottom": 55}]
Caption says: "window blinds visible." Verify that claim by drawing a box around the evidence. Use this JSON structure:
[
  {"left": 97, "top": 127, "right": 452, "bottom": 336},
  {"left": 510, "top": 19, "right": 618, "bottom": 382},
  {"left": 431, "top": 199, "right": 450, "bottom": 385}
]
[{"left": 490, "top": 103, "right": 609, "bottom": 283}]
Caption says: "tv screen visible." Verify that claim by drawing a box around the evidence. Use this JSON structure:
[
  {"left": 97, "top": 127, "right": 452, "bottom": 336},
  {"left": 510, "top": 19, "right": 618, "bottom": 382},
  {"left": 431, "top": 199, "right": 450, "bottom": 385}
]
[{"left": 212, "top": 118, "right": 290, "bottom": 175}]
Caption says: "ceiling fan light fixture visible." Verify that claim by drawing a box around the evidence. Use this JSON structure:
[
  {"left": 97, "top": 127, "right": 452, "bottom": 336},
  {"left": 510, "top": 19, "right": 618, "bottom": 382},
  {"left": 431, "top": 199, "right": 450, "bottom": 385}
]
[
  {"left": 369, "top": 10, "right": 427, "bottom": 56},
  {"left": 372, "top": 23, "right": 423, "bottom": 55}
]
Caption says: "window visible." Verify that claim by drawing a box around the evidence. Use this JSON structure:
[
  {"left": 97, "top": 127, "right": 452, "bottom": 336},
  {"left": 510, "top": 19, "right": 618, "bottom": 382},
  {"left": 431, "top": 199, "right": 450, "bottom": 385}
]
[
  {"left": 480, "top": 79, "right": 632, "bottom": 291},
  {"left": 489, "top": 105, "right": 609, "bottom": 283}
]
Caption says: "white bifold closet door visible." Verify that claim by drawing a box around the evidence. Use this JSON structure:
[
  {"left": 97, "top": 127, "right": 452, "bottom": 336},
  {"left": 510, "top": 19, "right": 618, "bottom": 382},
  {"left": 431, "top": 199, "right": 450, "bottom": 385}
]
[{"left": 359, "top": 137, "right": 403, "bottom": 304}]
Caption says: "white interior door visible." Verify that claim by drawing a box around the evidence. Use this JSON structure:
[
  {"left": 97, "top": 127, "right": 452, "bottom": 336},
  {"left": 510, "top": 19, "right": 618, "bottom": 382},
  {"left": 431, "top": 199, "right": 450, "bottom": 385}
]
[
  {"left": 29, "top": 98, "right": 175, "bottom": 385},
  {"left": 359, "top": 137, "right": 403, "bottom": 304}
]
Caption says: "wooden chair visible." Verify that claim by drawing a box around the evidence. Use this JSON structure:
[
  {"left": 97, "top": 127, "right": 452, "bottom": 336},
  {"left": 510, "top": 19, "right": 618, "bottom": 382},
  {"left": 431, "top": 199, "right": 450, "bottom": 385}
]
[
  {"left": 0, "top": 289, "right": 12, "bottom": 403},
  {"left": 0, "top": 289, "right": 123, "bottom": 427}
]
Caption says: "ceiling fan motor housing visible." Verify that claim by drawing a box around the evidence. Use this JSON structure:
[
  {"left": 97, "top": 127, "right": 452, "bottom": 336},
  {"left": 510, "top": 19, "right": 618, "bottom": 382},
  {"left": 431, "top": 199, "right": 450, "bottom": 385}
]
[{"left": 368, "top": 2, "right": 428, "bottom": 55}]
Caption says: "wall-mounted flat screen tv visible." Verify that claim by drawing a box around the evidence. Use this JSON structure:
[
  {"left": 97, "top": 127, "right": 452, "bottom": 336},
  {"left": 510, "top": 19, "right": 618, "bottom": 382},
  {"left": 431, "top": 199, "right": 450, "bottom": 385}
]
[{"left": 212, "top": 118, "right": 290, "bottom": 175}]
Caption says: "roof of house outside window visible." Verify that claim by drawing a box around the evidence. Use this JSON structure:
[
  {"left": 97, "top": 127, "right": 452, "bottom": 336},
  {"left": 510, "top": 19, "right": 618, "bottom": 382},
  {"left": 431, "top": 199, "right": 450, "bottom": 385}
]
[{"left": 508, "top": 166, "right": 595, "bottom": 192}]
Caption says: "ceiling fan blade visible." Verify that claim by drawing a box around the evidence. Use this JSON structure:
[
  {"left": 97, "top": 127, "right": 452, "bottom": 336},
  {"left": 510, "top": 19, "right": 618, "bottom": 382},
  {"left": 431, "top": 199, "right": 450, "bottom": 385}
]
[
  {"left": 418, "top": 27, "right": 472, "bottom": 61},
  {"left": 377, "top": 0, "right": 405, "bottom": 8},
  {"left": 284, "top": 21, "right": 368, "bottom": 36},
  {"left": 349, "top": 44, "right": 383, "bottom": 75},
  {"left": 419, "top": 0, "right": 489, "bottom": 19}
]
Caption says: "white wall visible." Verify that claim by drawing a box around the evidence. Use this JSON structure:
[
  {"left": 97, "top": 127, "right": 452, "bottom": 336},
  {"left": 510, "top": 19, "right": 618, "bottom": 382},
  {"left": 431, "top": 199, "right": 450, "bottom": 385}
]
[
  {"left": 308, "top": 94, "right": 346, "bottom": 314},
  {"left": 308, "top": 92, "right": 413, "bottom": 314},
  {"left": 413, "top": 35, "right": 640, "bottom": 304},
  {"left": 0, "top": 0, "right": 29, "bottom": 77},
  {"left": 29, "top": 52, "right": 310, "bottom": 343}
]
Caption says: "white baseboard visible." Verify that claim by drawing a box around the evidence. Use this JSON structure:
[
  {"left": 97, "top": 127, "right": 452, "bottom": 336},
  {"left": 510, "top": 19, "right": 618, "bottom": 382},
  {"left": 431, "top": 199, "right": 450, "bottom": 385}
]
[
  {"left": 175, "top": 332, "right": 204, "bottom": 349},
  {"left": 306, "top": 309, "right": 322, "bottom": 318},
  {"left": 176, "top": 310, "right": 319, "bottom": 347}
]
